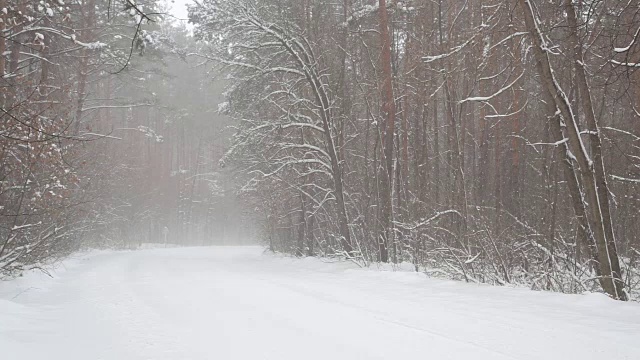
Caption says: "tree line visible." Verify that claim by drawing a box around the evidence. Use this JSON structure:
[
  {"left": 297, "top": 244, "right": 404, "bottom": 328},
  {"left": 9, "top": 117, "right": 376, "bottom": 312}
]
[
  {"left": 2, "top": 0, "right": 638, "bottom": 301},
  {"left": 188, "top": 0, "right": 640, "bottom": 300}
]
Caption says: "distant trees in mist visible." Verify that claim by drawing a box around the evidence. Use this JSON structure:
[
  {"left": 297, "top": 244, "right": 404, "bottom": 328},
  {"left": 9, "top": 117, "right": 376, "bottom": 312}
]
[{"left": 0, "top": 0, "right": 251, "bottom": 277}]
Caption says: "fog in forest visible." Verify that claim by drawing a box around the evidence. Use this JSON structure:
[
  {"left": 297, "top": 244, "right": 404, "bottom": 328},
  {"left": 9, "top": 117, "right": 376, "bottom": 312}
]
[
  {"left": 4, "top": 1, "right": 640, "bottom": 359},
  {"left": 2, "top": 0, "right": 640, "bottom": 303}
]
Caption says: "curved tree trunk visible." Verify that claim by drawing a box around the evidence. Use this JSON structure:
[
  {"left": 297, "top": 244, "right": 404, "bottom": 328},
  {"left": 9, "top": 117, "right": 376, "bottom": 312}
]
[
  {"left": 518, "top": 0, "right": 626, "bottom": 300},
  {"left": 564, "top": 0, "right": 625, "bottom": 299}
]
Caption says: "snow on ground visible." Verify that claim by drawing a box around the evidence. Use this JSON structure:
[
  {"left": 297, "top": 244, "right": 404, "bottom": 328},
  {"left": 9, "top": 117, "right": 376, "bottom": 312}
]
[{"left": 1, "top": 246, "right": 639, "bottom": 360}]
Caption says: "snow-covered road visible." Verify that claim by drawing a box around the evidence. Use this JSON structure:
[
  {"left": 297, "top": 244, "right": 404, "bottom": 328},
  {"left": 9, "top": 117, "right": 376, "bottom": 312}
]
[{"left": 2, "top": 246, "right": 640, "bottom": 360}]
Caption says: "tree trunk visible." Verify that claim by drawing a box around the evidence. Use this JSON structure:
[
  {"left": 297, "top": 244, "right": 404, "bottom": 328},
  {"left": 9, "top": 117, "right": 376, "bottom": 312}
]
[
  {"left": 378, "top": 0, "right": 395, "bottom": 263},
  {"left": 564, "top": 0, "right": 625, "bottom": 299},
  {"left": 0, "top": 0, "right": 5, "bottom": 85},
  {"left": 518, "top": 0, "right": 626, "bottom": 300}
]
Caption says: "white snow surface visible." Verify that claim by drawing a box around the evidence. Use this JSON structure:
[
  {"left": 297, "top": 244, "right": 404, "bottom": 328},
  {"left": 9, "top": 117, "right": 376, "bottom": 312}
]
[{"left": 1, "top": 246, "right": 639, "bottom": 360}]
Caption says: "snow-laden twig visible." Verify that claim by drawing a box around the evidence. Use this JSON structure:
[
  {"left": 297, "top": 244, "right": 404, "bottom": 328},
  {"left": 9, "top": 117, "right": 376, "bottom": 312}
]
[
  {"left": 422, "top": 36, "right": 476, "bottom": 63},
  {"left": 610, "top": 175, "right": 640, "bottom": 184},
  {"left": 394, "top": 210, "right": 461, "bottom": 231},
  {"left": 614, "top": 25, "right": 640, "bottom": 53},
  {"left": 459, "top": 71, "right": 524, "bottom": 104}
]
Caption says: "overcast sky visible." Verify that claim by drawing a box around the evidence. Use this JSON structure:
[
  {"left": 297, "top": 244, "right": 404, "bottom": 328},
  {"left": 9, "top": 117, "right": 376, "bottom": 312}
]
[{"left": 165, "top": 0, "right": 192, "bottom": 21}]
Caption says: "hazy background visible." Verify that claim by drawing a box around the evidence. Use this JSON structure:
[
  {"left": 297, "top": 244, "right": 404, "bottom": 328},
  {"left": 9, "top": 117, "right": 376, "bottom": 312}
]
[{"left": 166, "top": 0, "right": 190, "bottom": 22}]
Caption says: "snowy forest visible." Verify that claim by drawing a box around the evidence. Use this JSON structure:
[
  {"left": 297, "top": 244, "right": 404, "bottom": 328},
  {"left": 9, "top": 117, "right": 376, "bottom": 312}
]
[
  {"left": 0, "top": 0, "right": 254, "bottom": 277},
  {"left": 2, "top": 0, "right": 640, "bottom": 302}
]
